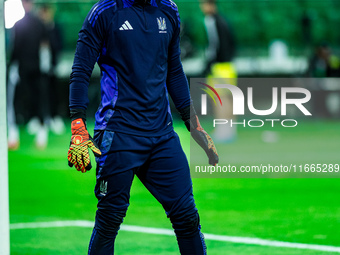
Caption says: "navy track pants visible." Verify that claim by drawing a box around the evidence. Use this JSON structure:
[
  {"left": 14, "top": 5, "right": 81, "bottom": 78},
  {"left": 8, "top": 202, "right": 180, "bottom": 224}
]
[{"left": 88, "top": 130, "right": 206, "bottom": 255}]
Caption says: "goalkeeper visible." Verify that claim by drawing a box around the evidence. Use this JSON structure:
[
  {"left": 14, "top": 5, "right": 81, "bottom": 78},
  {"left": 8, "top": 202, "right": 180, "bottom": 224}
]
[{"left": 68, "top": 0, "right": 218, "bottom": 254}]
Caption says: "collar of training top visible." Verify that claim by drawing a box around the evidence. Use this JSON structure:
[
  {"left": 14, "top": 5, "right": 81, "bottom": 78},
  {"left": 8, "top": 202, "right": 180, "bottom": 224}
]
[
  {"left": 123, "top": 0, "right": 159, "bottom": 8},
  {"left": 133, "top": 0, "right": 149, "bottom": 4},
  {"left": 132, "top": 0, "right": 154, "bottom": 6}
]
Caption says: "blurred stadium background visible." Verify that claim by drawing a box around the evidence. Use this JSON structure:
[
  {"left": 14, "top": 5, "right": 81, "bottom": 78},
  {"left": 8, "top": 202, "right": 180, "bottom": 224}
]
[{"left": 3, "top": 0, "right": 340, "bottom": 254}]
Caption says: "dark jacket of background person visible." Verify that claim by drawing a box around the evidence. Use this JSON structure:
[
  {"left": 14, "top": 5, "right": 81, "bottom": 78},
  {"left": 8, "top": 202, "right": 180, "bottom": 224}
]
[
  {"left": 10, "top": 9, "right": 48, "bottom": 123},
  {"left": 11, "top": 12, "right": 46, "bottom": 73},
  {"left": 204, "top": 13, "right": 236, "bottom": 75},
  {"left": 47, "top": 23, "right": 63, "bottom": 69},
  {"left": 40, "top": 4, "right": 63, "bottom": 72}
]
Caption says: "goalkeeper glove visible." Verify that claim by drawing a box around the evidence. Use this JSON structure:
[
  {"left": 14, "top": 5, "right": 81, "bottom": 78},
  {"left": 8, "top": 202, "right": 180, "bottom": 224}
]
[
  {"left": 67, "top": 118, "right": 101, "bottom": 173},
  {"left": 179, "top": 105, "right": 219, "bottom": 166}
]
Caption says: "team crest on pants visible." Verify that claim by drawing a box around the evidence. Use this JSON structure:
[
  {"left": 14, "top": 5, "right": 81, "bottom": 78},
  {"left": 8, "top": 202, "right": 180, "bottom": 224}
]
[{"left": 100, "top": 180, "right": 107, "bottom": 196}]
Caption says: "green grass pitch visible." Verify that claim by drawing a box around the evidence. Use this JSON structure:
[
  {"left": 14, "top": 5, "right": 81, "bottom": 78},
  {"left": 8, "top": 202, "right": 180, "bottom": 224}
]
[{"left": 8, "top": 120, "right": 340, "bottom": 254}]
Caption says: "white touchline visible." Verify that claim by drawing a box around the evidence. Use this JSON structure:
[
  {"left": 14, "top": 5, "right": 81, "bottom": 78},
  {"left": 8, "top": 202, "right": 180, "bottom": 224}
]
[{"left": 10, "top": 220, "right": 340, "bottom": 253}]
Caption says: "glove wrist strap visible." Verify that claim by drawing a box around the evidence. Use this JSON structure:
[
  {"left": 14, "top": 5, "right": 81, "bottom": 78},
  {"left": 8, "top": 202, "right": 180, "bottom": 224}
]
[
  {"left": 178, "top": 104, "right": 197, "bottom": 132},
  {"left": 70, "top": 108, "right": 86, "bottom": 121}
]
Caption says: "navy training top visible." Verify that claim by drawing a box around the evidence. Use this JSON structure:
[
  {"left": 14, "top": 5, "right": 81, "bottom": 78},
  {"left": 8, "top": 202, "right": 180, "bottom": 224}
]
[{"left": 69, "top": 0, "right": 191, "bottom": 136}]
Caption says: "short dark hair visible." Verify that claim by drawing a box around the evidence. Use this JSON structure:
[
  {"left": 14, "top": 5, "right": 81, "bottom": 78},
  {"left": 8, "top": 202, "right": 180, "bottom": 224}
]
[{"left": 201, "top": 0, "right": 216, "bottom": 5}]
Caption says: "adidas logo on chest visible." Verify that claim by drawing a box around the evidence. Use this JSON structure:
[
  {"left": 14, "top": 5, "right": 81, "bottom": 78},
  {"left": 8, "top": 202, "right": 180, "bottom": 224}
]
[{"left": 119, "top": 20, "right": 133, "bottom": 30}]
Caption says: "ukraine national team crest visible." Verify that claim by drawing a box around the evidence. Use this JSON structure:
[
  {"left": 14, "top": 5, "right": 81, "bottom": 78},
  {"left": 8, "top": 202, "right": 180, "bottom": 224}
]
[
  {"left": 157, "top": 17, "right": 167, "bottom": 33},
  {"left": 100, "top": 180, "right": 107, "bottom": 196}
]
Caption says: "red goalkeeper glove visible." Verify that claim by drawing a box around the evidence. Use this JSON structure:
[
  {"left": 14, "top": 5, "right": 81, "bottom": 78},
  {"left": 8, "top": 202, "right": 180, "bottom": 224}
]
[
  {"left": 179, "top": 105, "right": 219, "bottom": 166},
  {"left": 67, "top": 118, "right": 101, "bottom": 173}
]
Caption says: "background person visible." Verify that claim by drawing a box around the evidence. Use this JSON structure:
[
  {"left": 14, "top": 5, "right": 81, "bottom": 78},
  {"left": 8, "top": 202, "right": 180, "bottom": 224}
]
[
  {"left": 8, "top": 0, "right": 49, "bottom": 149},
  {"left": 39, "top": 4, "right": 65, "bottom": 135},
  {"left": 200, "top": 0, "right": 237, "bottom": 143}
]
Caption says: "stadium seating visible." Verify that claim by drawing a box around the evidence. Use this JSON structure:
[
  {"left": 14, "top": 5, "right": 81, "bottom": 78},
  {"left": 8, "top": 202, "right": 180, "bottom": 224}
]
[{"left": 34, "top": 0, "right": 340, "bottom": 56}]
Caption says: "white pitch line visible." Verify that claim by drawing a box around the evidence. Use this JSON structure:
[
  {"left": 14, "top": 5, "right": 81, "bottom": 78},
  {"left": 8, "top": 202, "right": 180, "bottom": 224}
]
[
  {"left": 10, "top": 220, "right": 94, "bottom": 230},
  {"left": 10, "top": 220, "right": 340, "bottom": 253}
]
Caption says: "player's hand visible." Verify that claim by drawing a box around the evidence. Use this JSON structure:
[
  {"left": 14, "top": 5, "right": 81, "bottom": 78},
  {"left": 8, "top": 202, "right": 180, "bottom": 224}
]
[
  {"left": 67, "top": 118, "right": 101, "bottom": 173},
  {"left": 185, "top": 115, "right": 219, "bottom": 166}
]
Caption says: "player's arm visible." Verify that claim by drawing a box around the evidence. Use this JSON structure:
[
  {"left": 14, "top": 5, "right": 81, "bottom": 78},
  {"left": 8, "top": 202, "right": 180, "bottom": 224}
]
[
  {"left": 166, "top": 13, "right": 218, "bottom": 166},
  {"left": 68, "top": 7, "right": 110, "bottom": 173}
]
